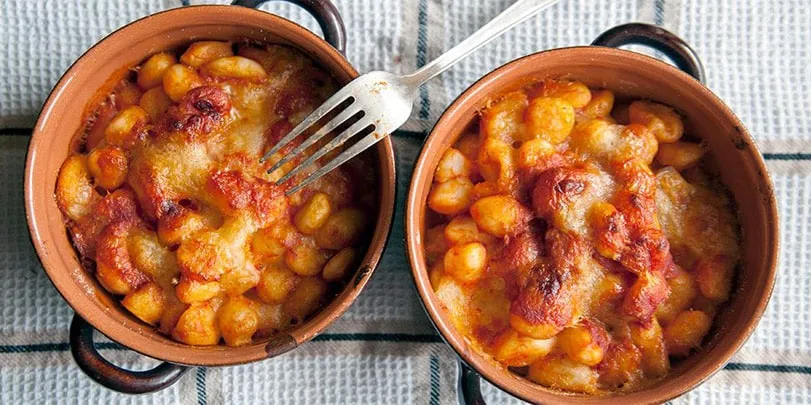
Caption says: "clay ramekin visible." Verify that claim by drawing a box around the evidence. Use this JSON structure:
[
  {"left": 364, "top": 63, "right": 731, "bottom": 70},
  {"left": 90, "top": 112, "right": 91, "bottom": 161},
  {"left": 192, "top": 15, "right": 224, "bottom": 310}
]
[
  {"left": 406, "top": 23, "right": 779, "bottom": 404},
  {"left": 24, "top": 0, "right": 395, "bottom": 394}
]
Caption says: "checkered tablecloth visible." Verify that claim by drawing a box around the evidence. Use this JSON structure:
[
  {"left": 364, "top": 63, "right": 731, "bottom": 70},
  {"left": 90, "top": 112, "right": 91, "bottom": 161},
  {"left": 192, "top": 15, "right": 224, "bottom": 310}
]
[{"left": 1, "top": 0, "right": 809, "bottom": 403}]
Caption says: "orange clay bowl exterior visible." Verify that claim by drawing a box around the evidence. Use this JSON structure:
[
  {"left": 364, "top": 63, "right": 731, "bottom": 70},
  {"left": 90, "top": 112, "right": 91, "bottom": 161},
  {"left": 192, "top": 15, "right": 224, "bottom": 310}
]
[
  {"left": 25, "top": 6, "right": 395, "bottom": 366},
  {"left": 406, "top": 48, "right": 779, "bottom": 403}
]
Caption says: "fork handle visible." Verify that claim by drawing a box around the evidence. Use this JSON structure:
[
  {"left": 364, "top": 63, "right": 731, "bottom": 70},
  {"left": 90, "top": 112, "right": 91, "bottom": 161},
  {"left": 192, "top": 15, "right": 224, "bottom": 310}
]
[{"left": 403, "top": 0, "right": 561, "bottom": 87}]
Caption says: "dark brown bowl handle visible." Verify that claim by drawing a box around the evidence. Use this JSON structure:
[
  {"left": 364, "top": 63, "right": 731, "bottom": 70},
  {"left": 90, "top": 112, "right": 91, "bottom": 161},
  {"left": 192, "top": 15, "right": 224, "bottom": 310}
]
[
  {"left": 459, "top": 363, "right": 486, "bottom": 405},
  {"left": 70, "top": 315, "right": 189, "bottom": 394},
  {"left": 591, "top": 22, "right": 706, "bottom": 84},
  {"left": 231, "top": 0, "right": 347, "bottom": 53}
]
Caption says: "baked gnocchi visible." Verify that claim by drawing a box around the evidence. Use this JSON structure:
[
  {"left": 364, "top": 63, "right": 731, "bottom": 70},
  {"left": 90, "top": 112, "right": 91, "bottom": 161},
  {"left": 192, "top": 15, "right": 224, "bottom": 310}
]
[
  {"left": 424, "top": 79, "right": 740, "bottom": 394},
  {"left": 56, "top": 41, "right": 377, "bottom": 347}
]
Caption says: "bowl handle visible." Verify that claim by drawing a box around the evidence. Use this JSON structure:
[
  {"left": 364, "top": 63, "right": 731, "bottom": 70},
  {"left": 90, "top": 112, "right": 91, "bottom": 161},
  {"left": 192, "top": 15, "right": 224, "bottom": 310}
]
[
  {"left": 69, "top": 314, "right": 189, "bottom": 394},
  {"left": 231, "top": 0, "right": 347, "bottom": 53},
  {"left": 458, "top": 362, "right": 487, "bottom": 405},
  {"left": 591, "top": 22, "right": 706, "bottom": 84}
]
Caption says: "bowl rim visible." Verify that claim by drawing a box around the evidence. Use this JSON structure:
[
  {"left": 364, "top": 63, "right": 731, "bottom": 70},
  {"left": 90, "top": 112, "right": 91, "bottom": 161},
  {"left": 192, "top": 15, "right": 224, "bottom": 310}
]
[
  {"left": 24, "top": 4, "right": 397, "bottom": 366},
  {"left": 406, "top": 45, "right": 779, "bottom": 404}
]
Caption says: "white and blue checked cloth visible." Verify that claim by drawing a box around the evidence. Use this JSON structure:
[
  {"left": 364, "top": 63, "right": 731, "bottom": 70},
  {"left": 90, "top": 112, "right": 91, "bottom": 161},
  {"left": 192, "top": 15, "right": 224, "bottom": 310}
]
[{"left": 1, "top": 0, "right": 809, "bottom": 403}]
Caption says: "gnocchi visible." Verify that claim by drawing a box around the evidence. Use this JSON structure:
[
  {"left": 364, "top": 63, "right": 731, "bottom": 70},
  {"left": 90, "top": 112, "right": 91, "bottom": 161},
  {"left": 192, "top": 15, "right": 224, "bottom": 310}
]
[
  {"left": 104, "top": 105, "right": 149, "bottom": 147},
  {"left": 137, "top": 52, "right": 177, "bottom": 90},
  {"left": 424, "top": 79, "right": 740, "bottom": 394},
  {"left": 180, "top": 41, "right": 233, "bottom": 68},
  {"left": 55, "top": 41, "right": 376, "bottom": 348},
  {"left": 201, "top": 56, "right": 268, "bottom": 82},
  {"left": 162, "top": 64, "right": 203, "bottom": 102}
]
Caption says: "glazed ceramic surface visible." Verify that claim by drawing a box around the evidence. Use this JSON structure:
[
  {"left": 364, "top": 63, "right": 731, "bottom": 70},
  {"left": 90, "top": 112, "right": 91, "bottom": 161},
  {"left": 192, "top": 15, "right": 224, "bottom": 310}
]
[
  {"left": 406, "top": 46, "right": 778, "bottom": 404},
  {"left": 25, "top": 5, "right": 396, "bottom": 367}
]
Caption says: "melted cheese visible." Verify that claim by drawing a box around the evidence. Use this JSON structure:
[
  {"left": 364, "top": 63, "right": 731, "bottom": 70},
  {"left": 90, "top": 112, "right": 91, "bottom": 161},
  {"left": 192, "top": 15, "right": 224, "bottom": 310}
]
[
  {"left": 427, "top": 79, "right": 741, "bottom": 395},
  {"left": 56, "top": 43, "right": 379, "bottom": 348}
]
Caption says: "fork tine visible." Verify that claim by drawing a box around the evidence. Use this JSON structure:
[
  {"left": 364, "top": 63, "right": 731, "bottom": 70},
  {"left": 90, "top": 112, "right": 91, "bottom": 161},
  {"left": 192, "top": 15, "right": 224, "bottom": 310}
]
[
  {"left": 276, "top": 117, "right": 375, "bottom": 186},
  {"left": 265, "top": 106, "right": 363, "bottom": 175},
  {"left": 259, "top": 89, "right": 355, "bottom": 163},
  {"left": 284, "top": 128, "right": 388, "bottom": 196}
]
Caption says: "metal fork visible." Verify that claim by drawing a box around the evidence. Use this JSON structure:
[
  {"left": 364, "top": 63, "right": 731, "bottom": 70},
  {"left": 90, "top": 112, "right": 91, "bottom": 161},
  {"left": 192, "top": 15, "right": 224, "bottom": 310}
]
[{"left": 262, "top": 0, "right": 562, "bottom": 195}]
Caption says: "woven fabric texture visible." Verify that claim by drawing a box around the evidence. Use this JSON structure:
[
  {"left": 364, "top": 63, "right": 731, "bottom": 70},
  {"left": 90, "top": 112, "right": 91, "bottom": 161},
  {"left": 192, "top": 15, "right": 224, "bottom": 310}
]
[{"left": 1, "top": 0, "right": 809, "bottom": 404}]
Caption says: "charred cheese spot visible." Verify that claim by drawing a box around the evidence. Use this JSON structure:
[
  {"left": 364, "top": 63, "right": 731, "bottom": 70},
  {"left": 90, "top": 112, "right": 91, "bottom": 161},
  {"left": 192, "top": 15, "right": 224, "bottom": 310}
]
[
  {"left": 619, "top": 229, "right": 674, "bottom": 275},
  {"left": 159, "top": 86, "right": 231, "bottom": 139},
  {"left": 69, "top": 189, "right": 140, "bottom": 258},
  {"left": 492, "top": 224, "right": 543, "bottom": 280},
  {"left": 531, "top": 167, "right": 590, "bottom": 219},
  {"left": 510, "top": 262, "right": 574, "bottom": 339},
  {"left": 95, "top": 221, "right": 150, "bottom": 295}
]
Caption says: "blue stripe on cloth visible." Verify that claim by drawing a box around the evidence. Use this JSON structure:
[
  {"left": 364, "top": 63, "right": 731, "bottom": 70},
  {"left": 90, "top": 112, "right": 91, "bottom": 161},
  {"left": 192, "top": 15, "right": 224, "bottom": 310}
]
[
  {"left": 0, "top": 342, "right": 116, "bottom": 352},
  {"left": 1, "top": 342, "right": 809, "bottom": 375},
  {"left": 196, "top": 367, "right": 207, "bottom": 405},
  {"left": 724, "top": 363, "right": 811, "bottom": 374},
  {"left": 314, "top": 333, "right": 442, "bottom": 343},
  {"left": 0, "top": 334, "right": 442, "bottom": 354},
  {"left": 416, "top": 0, "right": 430, "bottom": 120},
  {"left": 429, "top": 355, "right": 440, "bottom": 405},
  {"left": 0, "top": 128, "right": 34, "bottom": 135},
  {"left": 394, "top": 129, "right": 428, "bottom": 140},
  {"left": 762, "top": 153, "right": 811, "bottom": 160},
  {"left": 654, "top": 0, "right": 665, "bottom": 26}
]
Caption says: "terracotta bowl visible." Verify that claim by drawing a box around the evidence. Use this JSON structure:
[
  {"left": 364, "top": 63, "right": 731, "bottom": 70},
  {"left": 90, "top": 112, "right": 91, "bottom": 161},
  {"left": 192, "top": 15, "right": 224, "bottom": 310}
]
[
  {"left": 406, "top": 24, "right": 779, "bottom": 404},
  {"left": 24, "top": 1, "right": 396, "bottom": 394}
]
